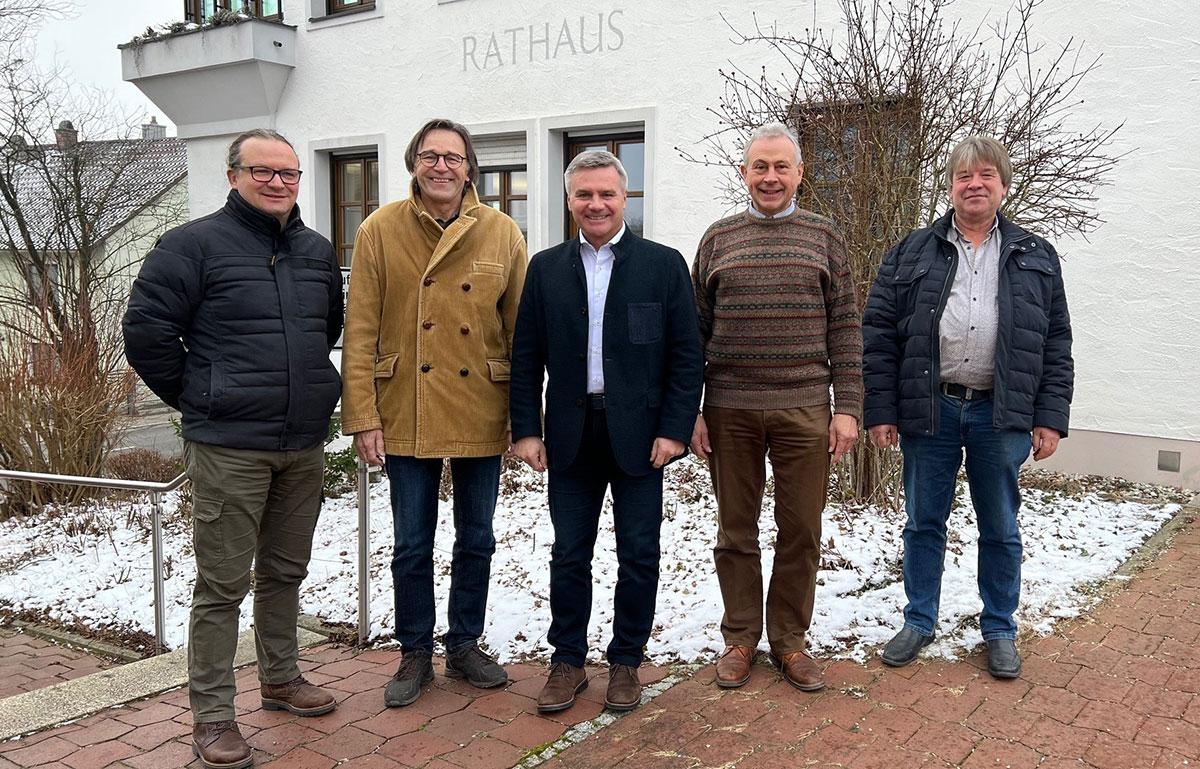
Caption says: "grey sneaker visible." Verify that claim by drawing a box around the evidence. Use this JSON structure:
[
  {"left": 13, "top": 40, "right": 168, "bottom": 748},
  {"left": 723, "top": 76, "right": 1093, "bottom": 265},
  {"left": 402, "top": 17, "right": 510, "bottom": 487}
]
[
  {"left": 384, "top": 651, "right": 433, "bottom": 707},
  {"left": 445, "top": 645, "right": 508, "bottom": 688}
]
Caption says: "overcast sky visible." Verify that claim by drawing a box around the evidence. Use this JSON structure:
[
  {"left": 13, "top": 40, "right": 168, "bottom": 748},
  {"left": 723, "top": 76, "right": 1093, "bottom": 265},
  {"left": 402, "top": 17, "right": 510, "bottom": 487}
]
[{"left": 34, "top": 0, "right": 183, "bottom": 135}]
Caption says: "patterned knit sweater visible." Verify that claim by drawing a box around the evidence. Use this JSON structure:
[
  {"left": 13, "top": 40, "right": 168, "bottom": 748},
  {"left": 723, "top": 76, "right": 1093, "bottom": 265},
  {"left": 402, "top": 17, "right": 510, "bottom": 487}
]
[{"left": 692, "top": 208, "right": 863, "bottom": 418}]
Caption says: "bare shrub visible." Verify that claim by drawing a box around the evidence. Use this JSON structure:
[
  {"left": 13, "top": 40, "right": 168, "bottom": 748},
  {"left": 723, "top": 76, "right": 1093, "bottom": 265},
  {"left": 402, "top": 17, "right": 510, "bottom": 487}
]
[{"left": 680, "top": 0, "right": 1121, "bottom": 505}]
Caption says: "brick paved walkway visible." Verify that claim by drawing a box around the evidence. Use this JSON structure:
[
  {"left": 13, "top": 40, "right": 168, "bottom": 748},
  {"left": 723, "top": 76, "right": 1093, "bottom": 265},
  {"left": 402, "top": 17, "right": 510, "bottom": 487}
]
[
  {"left": 0, "top": 630, "right": 115, "bottom": 699},
  {"left": 0, "top": 510, "right": 1195, "bottom": 768}
]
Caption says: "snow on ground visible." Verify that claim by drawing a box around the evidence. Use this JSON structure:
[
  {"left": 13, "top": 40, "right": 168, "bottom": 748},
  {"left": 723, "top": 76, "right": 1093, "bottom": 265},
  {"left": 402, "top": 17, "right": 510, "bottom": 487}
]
[{"left": 0, "top": 460, "right": 1185, "bottom": 664}]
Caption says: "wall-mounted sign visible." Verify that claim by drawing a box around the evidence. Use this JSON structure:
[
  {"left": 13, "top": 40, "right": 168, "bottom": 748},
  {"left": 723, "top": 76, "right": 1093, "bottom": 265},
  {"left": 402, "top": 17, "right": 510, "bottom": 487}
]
[{"left": 463, "top": 10, "right": 625, "bottom": 71}]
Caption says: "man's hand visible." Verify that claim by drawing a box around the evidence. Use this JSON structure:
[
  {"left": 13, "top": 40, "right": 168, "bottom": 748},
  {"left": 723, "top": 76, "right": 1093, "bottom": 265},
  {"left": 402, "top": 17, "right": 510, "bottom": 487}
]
[
  {"left": 690, "top": 414, "right": 711, "bottom": 460},
  {"left": 1032, "top": 426, "right": 1061, "bottom": 461},
  {"left": 828, "top": 414, "right": 858, "bottom": 465},
  {"left": 868, "top": 424, "right": 899, "bottom": 450},
  {"left": 651, "top": 437, "right": 686, "bottom": 469},
  {"left": 505, "top": 430, "right": 514, "bottom": 458},
  {"left": 513, "top": 436, "right": 548, "bottom": 472},
  {"left": 353, "top": 429, "right": 386, "bottom": 466}
]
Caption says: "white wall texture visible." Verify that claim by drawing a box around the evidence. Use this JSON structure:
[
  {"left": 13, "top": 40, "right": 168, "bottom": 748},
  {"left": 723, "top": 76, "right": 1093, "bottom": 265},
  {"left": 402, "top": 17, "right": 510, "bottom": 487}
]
[{"left": 163, "top": 0, "right": 1200, "bottom": 448}]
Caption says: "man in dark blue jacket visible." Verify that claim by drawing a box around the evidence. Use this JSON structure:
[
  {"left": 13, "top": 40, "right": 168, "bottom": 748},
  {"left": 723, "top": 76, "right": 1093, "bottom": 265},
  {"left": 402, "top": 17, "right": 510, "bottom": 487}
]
[
  {"left": 510, "top": 150, "right": 702, "bottom": 713},
  {"left": 862, "top": 136, "right": 1073, "bottom": 680},
  {"left": 123, "top": 129, "right": 343, "bottom": 769}
]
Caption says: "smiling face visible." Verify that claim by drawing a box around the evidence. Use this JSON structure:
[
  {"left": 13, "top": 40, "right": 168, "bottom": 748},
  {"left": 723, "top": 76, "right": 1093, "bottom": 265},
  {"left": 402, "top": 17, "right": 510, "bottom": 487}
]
[
  {"left": 568, "top": 165, "right": 627, "bottom": 249},
  {"left": 226, "top": 137, "right": 300, "bottom": 226},
  {"left": 413, "top": 128, "right": 470, "bottom": 219},
  {"left": 949, "top": 161, "right": 1008, "bottom": 225},
  {"left": 740, "top": 134, "right": 802, "bottom": 217}
]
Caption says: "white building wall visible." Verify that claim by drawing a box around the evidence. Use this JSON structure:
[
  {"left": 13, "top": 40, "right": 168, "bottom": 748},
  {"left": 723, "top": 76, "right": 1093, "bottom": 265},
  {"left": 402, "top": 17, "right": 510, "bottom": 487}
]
[{"left": 156, "top": 0, "right": 1200, "bottom": 484}]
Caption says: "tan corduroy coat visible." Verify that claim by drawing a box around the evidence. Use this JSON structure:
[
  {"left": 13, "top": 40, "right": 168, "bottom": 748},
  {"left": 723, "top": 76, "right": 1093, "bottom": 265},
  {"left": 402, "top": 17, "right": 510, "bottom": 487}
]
[{"left": 341, "top": 183, "right": 528, "bottom": 457}]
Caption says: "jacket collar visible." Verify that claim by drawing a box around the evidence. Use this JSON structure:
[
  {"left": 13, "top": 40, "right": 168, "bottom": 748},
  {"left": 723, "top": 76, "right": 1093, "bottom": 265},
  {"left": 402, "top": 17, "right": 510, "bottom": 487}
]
[
  {"left": 224, "top": 189, "right": 302, "bottom": 240},
  {"left": 410, "top": 180, "right": 482, "bottom": 223},
  {"left": 935, "top": 208, "right": 1033, "bottom": 248}
]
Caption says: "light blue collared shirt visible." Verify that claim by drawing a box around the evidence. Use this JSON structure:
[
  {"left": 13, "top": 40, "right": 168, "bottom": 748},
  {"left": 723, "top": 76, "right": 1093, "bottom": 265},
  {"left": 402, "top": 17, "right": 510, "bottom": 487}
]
[{"left": 580, "top": 223, "right": 627, "bottom": 394}]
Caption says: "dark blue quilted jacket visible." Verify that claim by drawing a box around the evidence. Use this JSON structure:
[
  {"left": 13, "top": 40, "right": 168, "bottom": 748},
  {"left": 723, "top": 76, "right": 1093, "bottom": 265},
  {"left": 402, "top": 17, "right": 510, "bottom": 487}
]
[
  {"left": 862, "top": 210, "right": 1073, "bottom": 437},
  {"left": 123, "top": 191, "right": 343, "bottom": 451}
]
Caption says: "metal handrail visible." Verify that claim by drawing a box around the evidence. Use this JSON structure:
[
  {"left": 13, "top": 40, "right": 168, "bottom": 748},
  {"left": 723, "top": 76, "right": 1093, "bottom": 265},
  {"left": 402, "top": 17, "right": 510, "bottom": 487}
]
[{"left": 0, "top": 457, "right": 376, "bottom": 654}]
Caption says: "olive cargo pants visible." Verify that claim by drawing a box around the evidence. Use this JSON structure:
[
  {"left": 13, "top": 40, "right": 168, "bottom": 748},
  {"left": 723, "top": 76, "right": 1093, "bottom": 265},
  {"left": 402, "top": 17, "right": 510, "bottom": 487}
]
[{"left": 183, "top": 440, "right": 324, "bottom": 723}]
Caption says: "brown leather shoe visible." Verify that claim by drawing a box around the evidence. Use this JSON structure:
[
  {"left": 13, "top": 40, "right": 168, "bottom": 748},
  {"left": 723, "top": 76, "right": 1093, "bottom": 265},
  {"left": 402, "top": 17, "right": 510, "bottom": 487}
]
[
  {"left": 192, "top": 720, "right": 252, "bottom": 769},
  {"left": 261, "top": 675, "right": 337, "bottom": 716},
  {"left": 604, "top": 663, "right": 642, "bottom": 711},
  {"left": 537, "top": 662, "right": 588, "bottom": 713},
  {"left": 715, "top": 645, "right": 755, "bottom": 688},
  {"left": 773, "top": 650, "right": 825, "bottom": 692}
]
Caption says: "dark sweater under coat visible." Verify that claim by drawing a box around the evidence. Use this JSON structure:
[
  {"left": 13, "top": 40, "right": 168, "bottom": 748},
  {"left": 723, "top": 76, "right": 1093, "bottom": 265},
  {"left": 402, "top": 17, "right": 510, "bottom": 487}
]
[
  {"left": 123, "top": 190, "right": 343, "bottom": 451},
  {"left": 862, "top": 210, "right": 1073, "bottom": 437}
]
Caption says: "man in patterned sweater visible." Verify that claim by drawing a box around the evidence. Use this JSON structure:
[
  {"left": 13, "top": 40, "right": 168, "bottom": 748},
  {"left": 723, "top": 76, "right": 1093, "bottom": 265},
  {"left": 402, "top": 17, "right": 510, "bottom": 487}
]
[{"left": 690, "top": 122, "right": 862, "bottom": 692}]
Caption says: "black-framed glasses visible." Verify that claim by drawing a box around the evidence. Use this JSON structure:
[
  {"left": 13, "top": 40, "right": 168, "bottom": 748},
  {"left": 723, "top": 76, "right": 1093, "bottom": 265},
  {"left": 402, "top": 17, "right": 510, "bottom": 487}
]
[
  {"left": 415, "top": 151, "right": 466, "bottom": 169},
  {"left": 235, "top": 165, "right": 303, "bottom": 184}
]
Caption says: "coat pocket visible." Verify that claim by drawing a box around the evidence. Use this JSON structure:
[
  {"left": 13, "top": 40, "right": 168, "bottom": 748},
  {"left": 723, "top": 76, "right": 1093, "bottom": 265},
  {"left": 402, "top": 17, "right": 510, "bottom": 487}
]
[
  {"left": 374, "top": 353, "right": 399, "bottom": 379},
  {"left": 628, "top": 302, "right": 663, "bottom": 344},
  {"left": 486, "top": 358, "right": 511, "bottom": 382},
  {"left": 192, "top": 494, "right": 224, "bottom": 563}
]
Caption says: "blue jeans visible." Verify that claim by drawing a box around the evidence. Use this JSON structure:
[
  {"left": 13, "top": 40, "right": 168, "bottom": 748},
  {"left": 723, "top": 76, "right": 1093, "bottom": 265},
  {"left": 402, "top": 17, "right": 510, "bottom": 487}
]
[
  {"left": 899, "top": 395, "right": 1031, "bottom": 640},
  {"left": 385, "top": 454, "right": 501, "bottom": 655}
]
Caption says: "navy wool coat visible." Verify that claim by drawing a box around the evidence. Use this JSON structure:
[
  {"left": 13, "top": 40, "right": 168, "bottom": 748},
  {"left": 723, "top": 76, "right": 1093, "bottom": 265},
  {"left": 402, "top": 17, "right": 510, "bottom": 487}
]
[{"left": 509, "top": 229, "right": 704, "bottom": 476}]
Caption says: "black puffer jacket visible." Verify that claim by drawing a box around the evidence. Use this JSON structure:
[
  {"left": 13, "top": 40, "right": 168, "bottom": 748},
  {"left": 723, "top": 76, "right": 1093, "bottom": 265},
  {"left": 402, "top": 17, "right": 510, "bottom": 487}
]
[
  {"left": 862, "top": 210, "right": 1073, "bottom": 437},
  {"left": 123, "top": 191, "right": 343, "bottom": 451}
]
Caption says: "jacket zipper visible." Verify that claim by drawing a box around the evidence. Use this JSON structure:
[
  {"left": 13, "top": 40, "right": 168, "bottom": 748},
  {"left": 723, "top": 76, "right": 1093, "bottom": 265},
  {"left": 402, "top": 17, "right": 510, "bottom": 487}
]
[{"left": 929, "top": 237, "right": 956, "bottom": 434}]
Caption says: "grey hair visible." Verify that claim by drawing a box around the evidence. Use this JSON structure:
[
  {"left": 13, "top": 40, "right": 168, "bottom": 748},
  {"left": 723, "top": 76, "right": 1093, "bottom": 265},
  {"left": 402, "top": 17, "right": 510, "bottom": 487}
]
[
  {"left": 742, "top": 122, "right": 802, "bottom": 166},
  {"left": 564, "top": 150, "right": 628, "bottom": 193},
  {"left": 226, "top": 128, "right": 297, "bottom": 170},
  {"left": 945, "top": 135, "right": 1012, "bottom": 189}
]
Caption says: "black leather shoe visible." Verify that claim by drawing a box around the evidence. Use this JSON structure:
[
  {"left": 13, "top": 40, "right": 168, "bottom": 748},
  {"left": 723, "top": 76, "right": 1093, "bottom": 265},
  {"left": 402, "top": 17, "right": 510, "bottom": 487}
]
[
  {"left": 986, "top": 639, "right": 1022, "bottom": 679},
  {"left": 881, "top": 627, "right": 934, "bottom": 667}
]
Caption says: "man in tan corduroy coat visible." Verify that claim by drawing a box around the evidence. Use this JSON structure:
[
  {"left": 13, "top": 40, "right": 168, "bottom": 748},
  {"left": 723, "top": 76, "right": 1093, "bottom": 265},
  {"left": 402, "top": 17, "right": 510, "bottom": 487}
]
[{"left": 342, "top": 118, "right": 527, "bottom": 708}]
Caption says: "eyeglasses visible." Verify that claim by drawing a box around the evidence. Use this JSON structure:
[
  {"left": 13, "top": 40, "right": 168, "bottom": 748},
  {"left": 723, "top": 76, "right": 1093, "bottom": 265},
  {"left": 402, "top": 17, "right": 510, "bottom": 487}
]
[
  {"left": 415, "top": 151, "right": 466, "bottom": 169},
  {"left": 234, "top": 165, "right": 303, "bottom": 184}
]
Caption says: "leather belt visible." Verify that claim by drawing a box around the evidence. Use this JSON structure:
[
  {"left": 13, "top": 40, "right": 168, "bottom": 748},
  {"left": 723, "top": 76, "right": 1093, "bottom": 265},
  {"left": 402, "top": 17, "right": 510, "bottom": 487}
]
[
  {"left": 587, "top": 394, "right": 606, "bottom": 410},
  {"left": 941, "top": 382, "right": 992, "bottom": 401}
]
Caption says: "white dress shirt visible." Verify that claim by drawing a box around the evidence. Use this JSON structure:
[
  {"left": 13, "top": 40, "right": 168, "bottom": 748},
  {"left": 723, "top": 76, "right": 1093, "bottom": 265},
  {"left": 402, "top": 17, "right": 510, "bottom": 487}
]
[
  {"left": 748, "top": 201, "right": 797, "bottom": 219},
  {"left": 580, "top": 224, "right": 626, "bottom": 394}
]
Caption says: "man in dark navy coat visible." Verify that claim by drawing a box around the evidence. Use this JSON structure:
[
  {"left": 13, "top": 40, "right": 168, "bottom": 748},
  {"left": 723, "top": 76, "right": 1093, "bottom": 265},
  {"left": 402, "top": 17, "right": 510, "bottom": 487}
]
[
  {"left": 862, "top": 136, "right": 1073, "bottom": 680},
  {"left": 510, "top": 150, "right": 702, "bottom": 714}
]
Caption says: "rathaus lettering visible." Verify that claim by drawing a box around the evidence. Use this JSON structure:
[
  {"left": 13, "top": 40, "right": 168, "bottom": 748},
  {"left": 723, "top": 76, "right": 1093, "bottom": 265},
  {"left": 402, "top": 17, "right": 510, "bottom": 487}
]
[{"left": 462, "top": 10, "right": 625, "bottom": 71}]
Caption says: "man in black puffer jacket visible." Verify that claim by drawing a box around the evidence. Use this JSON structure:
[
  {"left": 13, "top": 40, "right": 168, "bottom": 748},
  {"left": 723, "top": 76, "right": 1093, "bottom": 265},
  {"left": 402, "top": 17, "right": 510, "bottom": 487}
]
[
  {"left": 123, "top": 129, "right": 342, "bottom": 769},
  {"left": 862, "top": 136, "right": 1073, "bottom": 681}
]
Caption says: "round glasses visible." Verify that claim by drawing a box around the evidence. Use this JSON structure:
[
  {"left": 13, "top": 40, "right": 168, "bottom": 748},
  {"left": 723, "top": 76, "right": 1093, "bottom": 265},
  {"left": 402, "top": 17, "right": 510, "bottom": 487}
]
[{"left": 415, "top": 151, "right": 466, "bottom": 169}]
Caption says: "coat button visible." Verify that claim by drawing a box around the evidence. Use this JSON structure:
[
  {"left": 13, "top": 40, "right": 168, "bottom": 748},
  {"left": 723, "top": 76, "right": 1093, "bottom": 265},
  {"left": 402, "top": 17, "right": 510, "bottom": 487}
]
[
  {"left": 929, "top": 308, "right": 935, "bottom": 313},
  {"left": 422, "top": 320, "right": 433, "bottom": 330},
  {"left": 577, "top": 353, "right": 585, "bottom": 361},
  {"left": 460, "top": 368, "right": 469, "bottom": 376},
  {"left": 580, "top": 307, "right": 587, "bottom": 315},
  {"left": 423, "top": 277, "right": 433, "bottom": 287},
  {"left": 462, "top": 283, "right": 471, "bottom": 291},
  {"left": 575, "top": 398, "right": 583, "bottom": 406},
  {"left": 923, "top": 370, "right": 929, "bottom": 375},
  {"left": 420, "top": 364, "right": 431, "bottom": 373},
  {"left": 460, "top": 325, "right": 470, "bottom": 335}
]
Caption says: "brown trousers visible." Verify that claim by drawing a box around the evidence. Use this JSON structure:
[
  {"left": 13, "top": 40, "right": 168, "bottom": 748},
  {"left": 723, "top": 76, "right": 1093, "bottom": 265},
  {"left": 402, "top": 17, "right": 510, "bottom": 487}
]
[{"left": 706, "top": 404, "right": 830, "bottom": 656}]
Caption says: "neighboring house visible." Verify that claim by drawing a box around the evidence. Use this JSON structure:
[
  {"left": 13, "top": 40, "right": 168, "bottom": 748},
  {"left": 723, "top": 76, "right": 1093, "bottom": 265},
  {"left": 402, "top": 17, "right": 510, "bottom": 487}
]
[
  {"left": 0, "top": 119, "right": 188, "bottom": 394},
  {"left": 120, "top": 0, "right": 1200, "bottom": 487}
]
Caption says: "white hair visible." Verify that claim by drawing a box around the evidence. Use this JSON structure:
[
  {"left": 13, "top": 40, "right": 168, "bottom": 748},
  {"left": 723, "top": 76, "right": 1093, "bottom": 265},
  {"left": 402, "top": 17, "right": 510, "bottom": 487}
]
[{"left": 742, "top": 122, "right": 802, "bottom": 166}]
